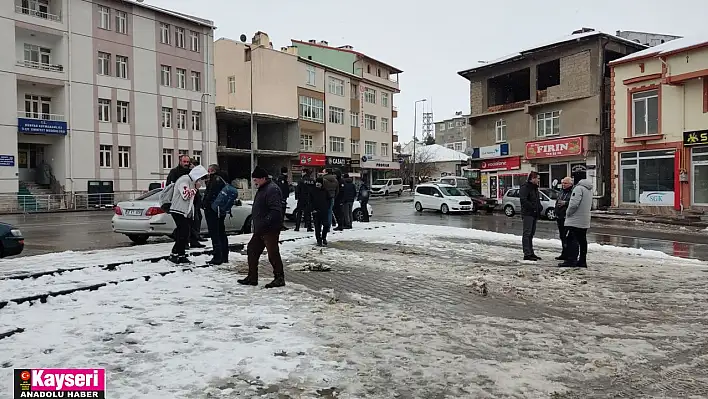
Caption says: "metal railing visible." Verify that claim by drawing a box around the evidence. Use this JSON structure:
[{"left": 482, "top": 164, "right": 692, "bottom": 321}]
[
  {"left": 16, "top": 60, "right": 64, "bottom": 72},
  {"left": 0, "top": 191, "right": 147, "bottom": 214},
  {"left": 299, "top": 145, "right": 325, "bottom": 153},
  {"left": 15, "top": 5, "right": 62, "bottom": 22},
  {"left": 17, "top": 111, "right": 66, "bottom": 122},
  {"left": 392, "top": 106, "right": 398, "bottom": 111}
]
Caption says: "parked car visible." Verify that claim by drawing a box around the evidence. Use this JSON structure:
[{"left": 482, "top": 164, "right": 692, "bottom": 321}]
[
  {"left": 414, "top": 183, "right": 474, "bottom": 214},
  {"left": 0, "top": 222, "right": 24, "bottom": 258},
  {"left": 370, "top": 178, "right": 404, "bottom": 196},
  {"left": 501, "top": 187, "right": 558, "bottom": 220},
  {"left": 438, "top": 176, "right": 497, "bottom": 212},
  {"left": 112, "top": 188, "right": 253, "bottom": 244},
  {"left": 285, "top": 192, "right": 373, "bottom": 222}
]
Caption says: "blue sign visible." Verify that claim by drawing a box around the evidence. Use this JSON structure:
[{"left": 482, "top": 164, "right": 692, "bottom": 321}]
[
  {"left": 398, "top": 158, "right": 404, "bottom": 164},
  {"left": 18, "top": 118, "right": 67, "bottom": 136},
  {"left": 0, "top": 155, "right": 14, "bottom": 167},
  {"left": 470, "top": 143, "right": 510, "bottom": 159}
]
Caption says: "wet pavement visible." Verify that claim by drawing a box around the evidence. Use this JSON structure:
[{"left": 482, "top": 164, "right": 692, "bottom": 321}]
[{"left": 3, "top": 195, "right": 708, "bottom": 260}]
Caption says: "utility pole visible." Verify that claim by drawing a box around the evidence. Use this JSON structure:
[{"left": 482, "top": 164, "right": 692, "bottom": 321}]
[{"left": 412, "top": 99, "right": 426, "bottom": 190}]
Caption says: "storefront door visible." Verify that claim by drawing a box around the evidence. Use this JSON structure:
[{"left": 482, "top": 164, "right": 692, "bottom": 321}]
[
  {"left": 692, "top": 146, "right": 708, "bottom": 205},
  {"left": 621, "top": 167, "right": 637, "bottom": 203},
  {"left": 489, "top": 176, "right": 498, "bottom": 199}
]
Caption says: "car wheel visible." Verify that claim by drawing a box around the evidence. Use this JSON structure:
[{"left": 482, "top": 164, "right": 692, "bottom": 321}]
[
  {"left": 441, "top": 204, "right": 449, "bottom": 214},
  {"left": 353, "top": 209, "right": 363, "bottom": 222},
  {"left": 471, "top": 202, "right": 478, "bottom": 213},
  {"left": 546, "top": 207, "right": 557, "bottom": 221},
  {"left": 504, "top": 205, "right": 515, "bottom": 217},
  {"left": 0, "top": 242, "right": 4, "bottom": 258},
  {"left": 242, "top": 216, "right": 253, "bottom": 234},
  {"left": 415, "top": 202, "right": 423, "bottom": 212},
  {"left": 127, "top": 234, "right": 149, "bottom": 245}
]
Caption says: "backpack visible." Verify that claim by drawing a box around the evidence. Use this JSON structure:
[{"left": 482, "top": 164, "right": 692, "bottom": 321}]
[
  {"left": 159, "top": 183, "right": 175, "bottom": 212},
  {"left": 211, "top": 178, "right": 239, "bottom": 217}
]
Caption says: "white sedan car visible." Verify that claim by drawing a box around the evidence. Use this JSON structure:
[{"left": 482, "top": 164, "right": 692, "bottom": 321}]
[
  {"left": 285, "top": 192, "right": 373, "bottom": 222},
  {"left": 112, "top": 188, "right": 253, "bottom": 244}
]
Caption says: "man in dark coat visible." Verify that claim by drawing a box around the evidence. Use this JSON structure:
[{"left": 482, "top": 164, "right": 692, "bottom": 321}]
[
  {"left": 202, "top": 164, "right": 229, "bottom": 265},
  {"left": 165, "top": 155, "right": 191, "bottom": 185},
  {"left": 294, "top": 169, "right": 314, "bottom": 232},
  {"left": 276, "top": 166, "right": 290, "bottom": 231},
  {"left": 321, "top": 169, "right": 339, "bottom": 227},
  {"left": 310, "top": 177, "right": 331, "bottom": 246},
  {"left": 238, "top": 166, "right": 285, "bottom": 288},
  {"left": 554, "top": 176, "right": 573, "bottom": 261},
  {"left": 519, "top": 171, "right": 543, "bottom": 261},
  {"left": 332, "top": 170, "right": 346, "bottom": 231},
  {"left": 357, "top": 176, "right": 371, "bottom": 222},
  {"left": 340, "top": 173, "right": 357, "bottom": 229}
]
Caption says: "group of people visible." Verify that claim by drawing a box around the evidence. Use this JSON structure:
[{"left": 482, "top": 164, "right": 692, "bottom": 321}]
[{"left": 519, "top": 170, "right": 593, "bottom": 267}]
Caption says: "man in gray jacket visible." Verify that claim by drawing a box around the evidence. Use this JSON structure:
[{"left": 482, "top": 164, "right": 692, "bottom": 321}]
[{"left": 559, "top": 171, "right": 593, "bottom": 268}]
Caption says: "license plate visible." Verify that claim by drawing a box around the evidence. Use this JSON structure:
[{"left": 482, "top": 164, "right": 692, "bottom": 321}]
[
  {"left": 461, "top": 206, "right": 470, "bottom": 210},
  {"left": 126, "top": 209, "right": 143, "bottom": 216}
]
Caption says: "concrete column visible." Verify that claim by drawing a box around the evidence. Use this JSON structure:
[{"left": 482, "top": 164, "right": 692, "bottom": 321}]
[{"left": 529, "top": 66, "right": 537, "bottom": 103}]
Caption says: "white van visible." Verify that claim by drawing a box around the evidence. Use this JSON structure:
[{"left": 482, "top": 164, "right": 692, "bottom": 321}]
[
  {"left": 370, "top": 178, "right": 404, "bottom": 196},
  {"left": 414, "top": 183, "right": 473, "bottom": 214}
]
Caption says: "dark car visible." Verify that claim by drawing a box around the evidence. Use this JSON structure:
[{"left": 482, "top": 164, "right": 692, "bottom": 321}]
[
  {"left": 465, "top": 188, "right": 498, "bottom": 213},
  {"left": 0, "top": 222, "right": 24, "bottom": 258}
]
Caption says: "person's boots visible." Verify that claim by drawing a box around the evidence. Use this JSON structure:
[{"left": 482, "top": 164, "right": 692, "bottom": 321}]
[
  {"left": 315, "top": 230, "right": 322, "bottom": 247},
  {"left": 265, "top": 274, "right": 285, "bottom": 289},
  {"left": 576, "top": 255, "right": 587, "bottom": 268},
  {"left": 322, "top": 230, "right": 328, "bottom": 246},
  {"left": 237, "top": 275, "right": 258, "bottom": 286}
]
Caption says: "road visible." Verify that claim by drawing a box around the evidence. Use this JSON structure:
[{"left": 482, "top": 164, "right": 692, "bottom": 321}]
[{"left": 3, "top": 195, "right": 708, "bottom": 260}]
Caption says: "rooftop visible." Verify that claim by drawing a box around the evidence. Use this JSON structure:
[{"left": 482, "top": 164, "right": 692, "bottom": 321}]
[
  {"left": 400, "top": 143, "right": 469, "bottom": 163},
  {"left": 610, "top": 34, "right": 708, "bottom": 65},
  {"left": 291, "top": 39, "right": 403, "bottom": 74},
  {"left": 124, "top": 0, "right": 215, "bottom": 28}
]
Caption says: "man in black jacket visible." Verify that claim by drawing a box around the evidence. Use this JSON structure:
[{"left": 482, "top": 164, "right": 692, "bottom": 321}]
[
  {"left": 276, "top": 166, "right": 290, "bottom": 231},
  {"left": 294, "top": 169, "right": 314, "bottom": 232},
  {"left": 554, "top": 177, "right": 573, "bottom": 261},
  {"left": 238, "top": 166, "right": 285, "bottom": 288},
  {"left": 333, "top": 170, "right": 346, "bottom": 231},
  {"left": 310, "top": 177, "right": 331, "bottom": 246},
  {"left": 357, "top": 176, "right": 371, "bottom": 222},
  {"left": 165, "top": 155, "right": 191, "bottom": 185},
  {"left": 203, "top": 164, "right": 229, "bottom": 265},
  {"left": 340, "top": 173, "right": 357, "bottom": 229},
  {"left": 519, "top": 171, "right": 543, "bottom": 261}
]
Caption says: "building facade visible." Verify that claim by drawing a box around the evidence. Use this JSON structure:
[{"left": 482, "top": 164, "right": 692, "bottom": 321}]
[
  {"left": 458, "top": 29, "right": 645, "bottom": 205},
  {"left": 0, "top": 0, "right": 216, "bottom": 198},
  {"left": 615, "top": 30, "right": 682, "bottom": 47},
  {"left": 434, "top": 112, "right": 471, "bottom": 149},
  {"left": 609, "top": 36, "right": 708, "bottom": 213}
]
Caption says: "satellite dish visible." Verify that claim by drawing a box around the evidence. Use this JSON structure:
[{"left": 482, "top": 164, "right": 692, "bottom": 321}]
[{"left": 239, "top": 34, "right": 247, "bottom": 43}]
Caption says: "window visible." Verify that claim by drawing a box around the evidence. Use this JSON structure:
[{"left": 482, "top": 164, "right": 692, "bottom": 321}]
[
  {"left": 98, "top": 5, "right": 110, "bottom": 30},
  {"left": 99, "top": 145, "right": 112, "bottom": 167},
  {"left": 177, "top": 109, "right": 187, "bottom": 129},
  {"left": 351, "top": 139, "right": 360, "bottom": 154},
  {"left": 161, "top": 65, "right": 171, "bottom": 86},
  {"left": 98, "top": 99, "right": 111, "bottom": 122},
  {"left": 115, "top": 10, "right": 127, "bottom": 34},
  {"left": 632, "top": 89, "right": 659, "bottom": 136},
  {"left": 300, "top": 134, "right": 313, "bottom": 151},
  {"left": 381, "top": 143, "right": 389, "bottom": 157},
  {"left": 192, "top": 150, "right": 202, "bottom": 164},
  {"left": 454, "top": 142, "right": 463, "bottom": 152},
  {"left": 693, "top": 146, "right": 708, "bottom": 205},
  {"left": 115, "top": 55, "right": 128, "bottom": 79},
  {"left": 536, "top": 111, "right": 560, "bottom": 137},
  {"left": 228, "top": 76, "right": 236, "bottom": 93},
  {"left": 365, "top": 141, "right": 376, "bottom": 156},
  {"left": 351, "top": 84, "right": 358, "bottom": 99},
  {"left": 24, "top": 95, "right": 52, "bottom": 119},
  {"left": 160, "top": 23, "right": 170, "bottom": 44},
  {"left": 381, "top": 92, "right": 389, "bottom": 107},
  {"left": 161, "top": 107, "right": 172, "bottom": 128},
  {"left": 299, "top": 96, "right": 324, "bottom": 122},
  {"left": 179, "top": 149, "right": 188, "bottom": 156},
  {"left": 176, "top": 68, "right": 186, "bottom": 89},
  {"left": 439, "top": 123, "right": 446, "bottom": 131},
  {"left": 306, "top": 66, "right": 316, "bottom": 86},
  {"left": 116, "top": 101, "right": 129, "bottom": 123},
  {"left": 364, "top": 114, "right": 376, "bottom": 130},
  {"left": 350, "top": 111, "right": 359, "bottom": 127},
  {"left": 162, "top": 149, "right": 173, "bottom": 169},
  {"left": 191, "top": 71, "right": 201, "bottom": 91},
  {"left": 381, "top": 117, "right": 389, "bottom": 132},
  {"left": 329, "top": 106, "right": 345, "bottom": 124},
  {"left": 328, "top": 77, "right": 344, "bottom": 96},
  {"left": 97, "top": 52, "right": 110, "bottom": 75},
  {"left": 118, "top": 146, "right": 130, "bottom": 168},
  {"left": 23, "top": 44, "right": 51, "bottom": 67},
  {"left": 364, "top": 88, "right": 376, "bottom": 104},
  {"left": 192, "top": 111, "right": 202, "bottom": 131},
  {"left": 190, "top": 31, "right": 200, "bottom": 52},
  {"left": 329, "top": 136, "right": 345, "bottom": 153},
  {"left": 376, "top": 68, "right": 381, "bottom": 77},
  {"left": 495, "top": 119, "right": 507, "bottom": 142},
  {"left": 620, "top": 150, "right": 675, "bottom": 204},
  {"left": 175, "top": 27, "right": 185, "bottom": 48}
]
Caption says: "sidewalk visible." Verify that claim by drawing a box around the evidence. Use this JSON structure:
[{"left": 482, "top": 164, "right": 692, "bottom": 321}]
[{"left": 591, "top": 210, "right": 708, "bottom": 229}]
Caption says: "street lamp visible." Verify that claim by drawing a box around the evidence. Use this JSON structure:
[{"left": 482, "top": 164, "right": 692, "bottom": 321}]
[
  {"left": 240, "top": 34, "right": 256, "bottom": 198},
  {"left": 412, "top": 99, "right": 426, "bottom": 190}
]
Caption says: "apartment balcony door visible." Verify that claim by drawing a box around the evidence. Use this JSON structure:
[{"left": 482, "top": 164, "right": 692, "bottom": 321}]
[{"left": 24, "top": 94, "right": 51, "bottom": 119}]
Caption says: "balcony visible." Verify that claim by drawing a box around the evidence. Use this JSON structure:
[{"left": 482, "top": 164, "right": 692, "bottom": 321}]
[
  {"left": 392, "top": 131, "right": 399, "bottom": 143},
  {"left": 17, "top": 111, "right": 68, "bottom": 136},
  {"left": 364, "top": 72, "right": 400, "bottom": 91},
  {"left": 15, "top": 4, "right": 62, "bottom": 22},
  {"left": 300, "top": 145, "right": 325, "bottom": 154},
  {"left": 16, "top": 60, "right": 63, "bottom": 73},
  {"left": 392, "top": 106, "right": 398, "bottom": 118}
]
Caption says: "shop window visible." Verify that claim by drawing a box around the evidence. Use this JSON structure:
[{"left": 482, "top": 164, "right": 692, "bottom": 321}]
[
  {"left": 692, "top": 146, "right": 708, "bottom": 205},
  {"left": 620, "top": 150, "right": 675, "bottom": 205}
]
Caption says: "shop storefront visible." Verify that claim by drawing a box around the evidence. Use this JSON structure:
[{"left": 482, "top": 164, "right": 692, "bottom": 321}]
[
  {"left": 296, "top": 152, "right": 326, "bottom": 175},
  {"left": 525, "top": 136, "right": 594, "bottom": 189},
  {"left": 683, "top": 130, "right": 708, "bottom": 207},
  {"left": 479, "top": 156, "right": 526, "bottom": 200},
  {"left": 618, "top": 149, "right": 677, "bottom": 206},
  {"left": 360, "top": 156, "right": 400, "bottom": 184},
  {"left": 325, "top": 156, "right": 351, "bottom": 173}
]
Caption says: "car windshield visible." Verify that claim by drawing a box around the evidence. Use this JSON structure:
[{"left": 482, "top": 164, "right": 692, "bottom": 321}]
[
  {"left": 466, "top": 188, "right": 482, "bottom": 196},
  {"left": 541, "top": 189, "right": 559, "bottom": 199},
  {"left": 440, "top": 187, "right": 465, "bottom": 196},
  {"left": 454, "top": 179, "right": 471, "bottom": 189},
  {"left": 373, "top": 180, "right": 388, "bottom": 185},
  {"left": 135, "top": 189, "right": 161, "bottom": 201}
]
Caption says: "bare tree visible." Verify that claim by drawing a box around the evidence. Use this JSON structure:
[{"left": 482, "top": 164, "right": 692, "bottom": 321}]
[{"left": 398, "top": 146, "right": 438, "bottom": 184}]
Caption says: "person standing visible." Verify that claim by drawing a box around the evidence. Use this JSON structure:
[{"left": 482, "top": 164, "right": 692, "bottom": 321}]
[
  {"left": 294, "top": 169, "right": 314, "bottom": 232},
  {"left": 238, "top": 166, "right": 286, "bottom": 288},
  {"left": 357, "top": 176, "right": 371, "bottom": 222},
  {"left": 519, "top": 171, "right": 543, "bottom": 261},
  {"left": 310, "top": 177, "right": 331, "bottom": 246},
  {"left": 554, "top": 177, "right": 574, "bottom": 261},
  {"left": 341, "top": 173, "right": 356, "bottom": 229},
  {"left": 168, "top": 165, "right": 208, "bottom": 264},
  {"left": 188, "top": 158, "right": 206, "bottom": 248},
  {"left": 322, "top": 169, "right": 339, "bottom": 228},
  {"left": 275, "top": 167, "right": 290, "bottom": 231},
  {"left": 559, "top": 172, "right": 593, "bottom": 268},
  {"left": 202, "top": 164, "right": 229, "bottom": 265},
  {"left": 166, "top": 155, "right": 191, "bottom": 185},
  {"left": 333, "top": 170, "right": 346, "bottom": 231}
]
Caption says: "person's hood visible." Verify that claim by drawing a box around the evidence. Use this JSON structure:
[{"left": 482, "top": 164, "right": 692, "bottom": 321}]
[
  {"left": 345, "top": 177, "right": 353, "bottom": 183},
  {"left": 189, "top": 165, "right": 208, "bottom": 181},
  {"left": 577, "top": 178, "right": 593, "bottom": 191}
]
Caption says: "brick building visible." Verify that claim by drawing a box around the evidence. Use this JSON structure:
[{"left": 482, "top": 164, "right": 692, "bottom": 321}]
[
  {"left": 458, "top": 28, "right": 646, "bottom": 207},
  {"left": 434, "top": 111, "right": 471, "bottom": 150}
]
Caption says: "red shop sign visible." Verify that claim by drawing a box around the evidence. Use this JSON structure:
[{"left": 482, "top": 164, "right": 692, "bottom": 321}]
[
  {"left": 525, "top": 137, "right": 583, "bottom": 159},
  {"left": 480, "top": 156, "right": 521, "bottom": 171},
  {"left": 299, "top": 153, "right": 326, "bottom": 166}
]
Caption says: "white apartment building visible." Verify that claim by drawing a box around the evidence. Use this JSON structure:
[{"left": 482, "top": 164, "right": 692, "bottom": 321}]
[{"left": 0, "top": 0, "right": 216, "bottom": 197}]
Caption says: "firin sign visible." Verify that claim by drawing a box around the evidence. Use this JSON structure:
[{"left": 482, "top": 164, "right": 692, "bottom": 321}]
[{"left": 14, "top": 368, "right": 106, "bottom": 398}]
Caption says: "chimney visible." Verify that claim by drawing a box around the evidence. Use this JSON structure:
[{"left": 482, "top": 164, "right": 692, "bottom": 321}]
[
  {"left": 319, "top": 40, "right": 328, "bottom": 46},
  {"left": 339, "top": 45, "right": 353, "bottom": 50},
  {"left": 572, "top": 27, "right": 595, "bottom": 35},
  {"left": 269, "top": 41, "right": 273, "bottom": 49},
  {"left": 281, "top": 46, "right": 288, "bottom": 52},
  {"left": 252, "top": 31, "right": 270, "bottom": 48},
  {"left": 308, "top": 39, "right": 316, "bottom": 43}
]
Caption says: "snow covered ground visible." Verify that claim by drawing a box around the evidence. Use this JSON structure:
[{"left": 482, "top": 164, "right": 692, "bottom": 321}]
[{"left": 2, "top": 223, "right": 707, "bottom": 398}]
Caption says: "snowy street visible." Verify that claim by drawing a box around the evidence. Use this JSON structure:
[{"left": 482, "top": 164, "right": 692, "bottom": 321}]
[{"left": 2, "top": 223, "right": 708, "bottom": 398}]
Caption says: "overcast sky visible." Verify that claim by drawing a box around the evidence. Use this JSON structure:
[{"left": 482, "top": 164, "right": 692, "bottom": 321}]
[{"left": 147, "top": 0, "right": 705, "bottom": 145}]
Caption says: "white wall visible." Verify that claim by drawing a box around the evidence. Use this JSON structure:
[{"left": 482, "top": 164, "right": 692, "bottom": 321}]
[
  {"left": 324, "top": 71, "right": 351, "bottom": 158},
  {"left": 359, "top": 82, "right": 393, "bottom": 161}
]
